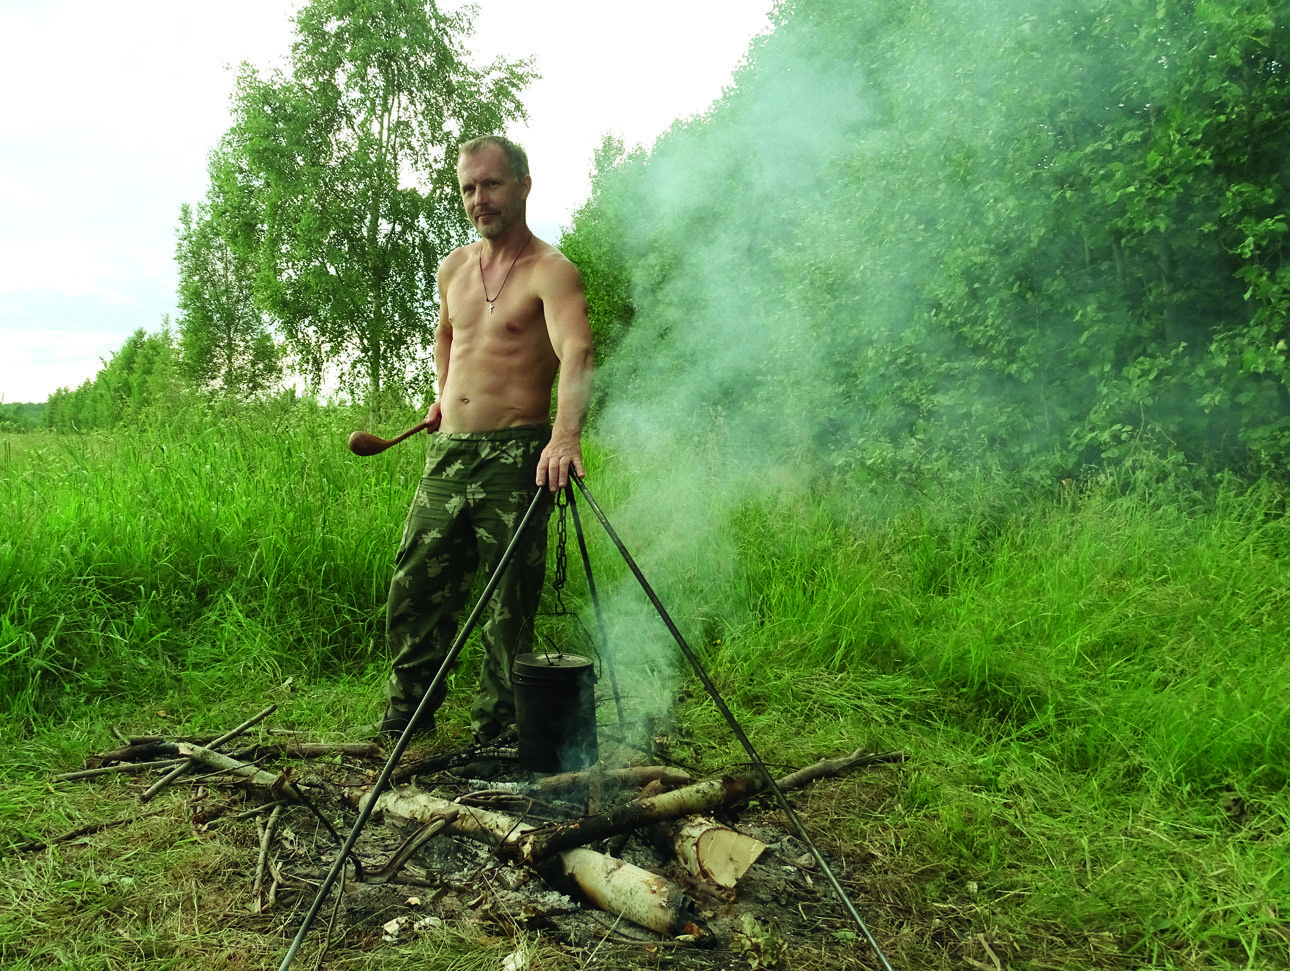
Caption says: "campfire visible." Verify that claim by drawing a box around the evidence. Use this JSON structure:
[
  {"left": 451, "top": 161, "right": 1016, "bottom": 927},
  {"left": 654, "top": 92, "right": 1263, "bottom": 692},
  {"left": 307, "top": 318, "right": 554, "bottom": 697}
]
[{"left": 53, "top": 703, "right": 903, "bottom": 966}]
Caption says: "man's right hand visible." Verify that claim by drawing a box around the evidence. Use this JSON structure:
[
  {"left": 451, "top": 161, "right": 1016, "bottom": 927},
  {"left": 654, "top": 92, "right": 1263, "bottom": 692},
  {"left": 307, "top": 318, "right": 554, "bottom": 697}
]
[{"left": 424, "top": 401, "right": 443, "bottom": 433}]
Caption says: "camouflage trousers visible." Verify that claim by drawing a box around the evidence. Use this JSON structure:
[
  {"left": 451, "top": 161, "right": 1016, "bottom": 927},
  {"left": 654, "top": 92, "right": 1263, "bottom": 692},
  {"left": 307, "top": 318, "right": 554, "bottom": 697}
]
[{"left": 384, "top": 425, "right": 552, "bottom": 737}]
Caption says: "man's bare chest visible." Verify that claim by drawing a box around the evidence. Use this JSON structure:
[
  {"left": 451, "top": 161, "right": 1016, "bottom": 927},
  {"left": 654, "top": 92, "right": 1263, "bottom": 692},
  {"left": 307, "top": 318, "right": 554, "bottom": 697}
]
[{"left": 446, "top": 269, "right": 546, "bottom": 341}]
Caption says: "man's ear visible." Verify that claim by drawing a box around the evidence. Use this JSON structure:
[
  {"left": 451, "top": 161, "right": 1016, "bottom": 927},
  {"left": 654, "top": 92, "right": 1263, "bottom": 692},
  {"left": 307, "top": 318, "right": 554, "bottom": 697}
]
[{"left": 520, "top": 174, "right": 533, "bottom": 201}]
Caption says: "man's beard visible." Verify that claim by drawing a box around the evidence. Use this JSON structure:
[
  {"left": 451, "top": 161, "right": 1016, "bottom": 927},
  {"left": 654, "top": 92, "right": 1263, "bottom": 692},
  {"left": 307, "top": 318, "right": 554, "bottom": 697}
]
[{"left": 476, "top": 208, "right": 517, "bottom": 239}]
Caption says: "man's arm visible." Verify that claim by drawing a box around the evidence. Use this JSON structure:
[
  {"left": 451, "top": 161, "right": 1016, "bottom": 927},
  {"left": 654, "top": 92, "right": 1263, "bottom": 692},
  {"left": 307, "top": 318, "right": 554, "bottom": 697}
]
[
  {"left": 537, "top": 255, "right": 594, "bottom": 490},
  {"left": 425, "top": 259, "right": 454, "bottom": 432}
]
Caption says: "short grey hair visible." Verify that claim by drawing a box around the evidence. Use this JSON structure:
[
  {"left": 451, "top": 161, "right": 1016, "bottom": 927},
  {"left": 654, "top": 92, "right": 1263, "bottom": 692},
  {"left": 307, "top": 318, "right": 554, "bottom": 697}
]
[{"left": 458, "top": 135, "right": 529, "bottom": 181}]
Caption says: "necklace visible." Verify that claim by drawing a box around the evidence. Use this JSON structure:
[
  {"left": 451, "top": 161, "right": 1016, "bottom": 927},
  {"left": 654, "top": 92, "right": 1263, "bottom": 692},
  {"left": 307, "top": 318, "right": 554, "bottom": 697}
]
[{"left": 479, "top": 233, "right": 532, "bottom": 314}]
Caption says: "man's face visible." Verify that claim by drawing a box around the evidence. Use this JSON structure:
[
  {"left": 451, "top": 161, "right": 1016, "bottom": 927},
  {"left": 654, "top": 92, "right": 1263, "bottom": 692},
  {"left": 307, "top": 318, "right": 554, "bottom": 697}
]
[{"left": 457, "top": 145, "right": 530, "bottom": 239}]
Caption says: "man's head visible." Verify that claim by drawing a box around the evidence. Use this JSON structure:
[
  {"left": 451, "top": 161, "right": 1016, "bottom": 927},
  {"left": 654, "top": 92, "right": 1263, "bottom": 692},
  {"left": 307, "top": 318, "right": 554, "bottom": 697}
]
[
  {"left": 457, "top": 135, "right": 532, "bottom": 240},
  {"left": 459, "top": 135, "right": 529, "bottom": 181}
]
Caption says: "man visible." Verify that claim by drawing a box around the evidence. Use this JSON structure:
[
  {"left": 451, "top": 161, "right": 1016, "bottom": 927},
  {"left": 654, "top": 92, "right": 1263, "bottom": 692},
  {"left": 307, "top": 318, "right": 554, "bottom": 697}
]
[{"left": 374, "top": 135, "right": 594, "bottom": 742}]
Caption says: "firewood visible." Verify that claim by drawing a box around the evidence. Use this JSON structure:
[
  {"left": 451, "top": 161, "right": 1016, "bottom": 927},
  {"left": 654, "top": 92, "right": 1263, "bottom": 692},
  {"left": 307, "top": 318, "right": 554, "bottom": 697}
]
[
  {"left": 534, "top": 765, "right": 692, "bottom": 795},
  {"left": 366, "top": 788, "right": 708, "bottom": 940},
  {"left": 343, "top": 748, "right": 895, "bottom": 939},
  {"left": 665, "top": 815, "right": 767, "bottom": 889},
  {"left": 359, "top": 748, "right": 896, "bottom": 866}
]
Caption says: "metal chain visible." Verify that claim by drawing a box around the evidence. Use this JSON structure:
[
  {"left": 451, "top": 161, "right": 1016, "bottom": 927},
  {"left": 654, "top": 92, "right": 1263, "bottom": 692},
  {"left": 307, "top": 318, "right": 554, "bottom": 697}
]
[{"left": 551, "top": 486, "right": 570, "bottom": 615}]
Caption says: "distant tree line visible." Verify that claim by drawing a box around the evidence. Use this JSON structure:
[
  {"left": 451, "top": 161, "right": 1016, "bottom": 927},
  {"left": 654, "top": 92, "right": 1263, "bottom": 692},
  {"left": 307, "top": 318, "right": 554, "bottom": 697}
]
[
  {"left": 41, "top": 329, "right": 181, "bottom": 432},
  {"left": 0, "top": 402, "right": 44, "bottom": 432},
  {"left": 562, "top": 0, "right": 1290, "bottom": 476}
]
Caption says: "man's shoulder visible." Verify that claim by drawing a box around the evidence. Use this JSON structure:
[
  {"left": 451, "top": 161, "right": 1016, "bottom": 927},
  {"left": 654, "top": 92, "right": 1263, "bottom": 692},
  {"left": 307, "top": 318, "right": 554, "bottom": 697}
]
[
  {"left": 532, "top": 239, "right": 582, "bottom": 283},
  {"left": 441, "top": 244, "right": 476, "bottom": 273}
]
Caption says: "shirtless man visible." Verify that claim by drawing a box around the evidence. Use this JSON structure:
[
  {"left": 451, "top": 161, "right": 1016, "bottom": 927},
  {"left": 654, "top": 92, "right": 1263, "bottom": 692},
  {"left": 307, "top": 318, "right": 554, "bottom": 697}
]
[{"left": 375, "top": 135, "right": 594, "bottom": 741}]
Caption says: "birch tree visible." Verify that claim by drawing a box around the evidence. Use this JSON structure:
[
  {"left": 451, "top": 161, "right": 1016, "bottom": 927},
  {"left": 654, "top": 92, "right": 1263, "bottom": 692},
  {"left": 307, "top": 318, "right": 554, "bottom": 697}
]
[{"left": 224, "top": 0, "right": 532, "bottom": 401}]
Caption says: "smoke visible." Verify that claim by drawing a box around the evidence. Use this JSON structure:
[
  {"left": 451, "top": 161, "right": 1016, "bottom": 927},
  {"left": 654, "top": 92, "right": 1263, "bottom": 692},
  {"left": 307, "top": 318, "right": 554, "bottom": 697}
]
[{"left": 568, "top": 0, "right": 1275, "bottom": 731}]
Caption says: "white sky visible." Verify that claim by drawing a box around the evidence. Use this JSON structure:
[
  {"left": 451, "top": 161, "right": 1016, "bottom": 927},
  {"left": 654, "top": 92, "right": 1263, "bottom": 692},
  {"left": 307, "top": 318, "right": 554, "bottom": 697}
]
[{"left": 0, "top": 0, "right": 774, "bottom": 404}]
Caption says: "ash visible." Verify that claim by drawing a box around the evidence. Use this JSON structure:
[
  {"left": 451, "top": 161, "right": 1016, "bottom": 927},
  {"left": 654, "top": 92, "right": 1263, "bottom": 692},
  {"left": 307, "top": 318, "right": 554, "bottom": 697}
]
[{"left": 303, "top": 741, "right": 860, "bottom": 963}]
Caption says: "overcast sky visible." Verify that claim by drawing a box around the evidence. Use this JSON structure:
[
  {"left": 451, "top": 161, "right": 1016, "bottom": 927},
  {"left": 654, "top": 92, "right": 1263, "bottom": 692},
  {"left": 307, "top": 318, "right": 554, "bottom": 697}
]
[{"left": 0, "top": 0, "right": 774, "bottom": 404}]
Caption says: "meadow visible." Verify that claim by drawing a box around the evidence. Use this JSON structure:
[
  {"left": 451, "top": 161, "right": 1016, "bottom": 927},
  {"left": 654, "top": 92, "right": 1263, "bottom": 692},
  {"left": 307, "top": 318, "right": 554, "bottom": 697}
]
[{"left": 2, "top": 407, "right": 1288, "bottom": 970}]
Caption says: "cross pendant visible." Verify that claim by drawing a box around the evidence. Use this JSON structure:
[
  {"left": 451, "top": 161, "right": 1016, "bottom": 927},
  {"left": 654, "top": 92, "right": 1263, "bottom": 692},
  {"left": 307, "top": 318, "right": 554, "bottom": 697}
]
[{"left": 487, "top": 301, "right": 494, "bottom": 314}]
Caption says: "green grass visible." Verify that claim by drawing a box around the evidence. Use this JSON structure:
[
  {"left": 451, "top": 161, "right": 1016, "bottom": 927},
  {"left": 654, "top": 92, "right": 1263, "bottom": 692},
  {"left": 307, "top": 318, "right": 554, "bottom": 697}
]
[{"left": 3, "top": 408, "right": 1290, "bottom": 969}]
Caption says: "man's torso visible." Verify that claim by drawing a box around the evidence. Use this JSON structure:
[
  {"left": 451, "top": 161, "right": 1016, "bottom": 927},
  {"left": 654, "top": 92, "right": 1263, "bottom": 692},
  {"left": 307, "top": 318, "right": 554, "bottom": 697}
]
[{"left": 438, "top": 240, "right": 561, "bottom": 433}]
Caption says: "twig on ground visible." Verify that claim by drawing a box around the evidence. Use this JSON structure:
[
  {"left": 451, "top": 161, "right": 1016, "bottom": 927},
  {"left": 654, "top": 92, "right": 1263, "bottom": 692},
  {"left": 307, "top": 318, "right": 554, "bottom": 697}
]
[
  {"left": 17, "top": 809, "right": 168, "bottom": 853},
  {"left": 311, "top": 879, "right": 346, "bottom": 971},
  {"left": 253, "top": 804, "right": 286, "bottom": 911},
  {"left": 56, "top": 757, "right": 187, "bottom": 783},
  {"left": 139, "top": 705, "right": 278, "bottom": 803},
  {"left": 207, "top": 799, "right": 294, "bottom": 828}
]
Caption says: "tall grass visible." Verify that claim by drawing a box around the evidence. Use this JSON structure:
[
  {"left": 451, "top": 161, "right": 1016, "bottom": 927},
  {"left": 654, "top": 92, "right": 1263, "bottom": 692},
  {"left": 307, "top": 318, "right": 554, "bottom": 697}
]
[
  {"left": 721, "top": 468, "right": 1290, "bottom": 791},
  {"left": 0, "top": 400, "right": 428, "bottom": 728},
  {"left": 7, "top": 408, "right": 1287, "bottom": 791}
]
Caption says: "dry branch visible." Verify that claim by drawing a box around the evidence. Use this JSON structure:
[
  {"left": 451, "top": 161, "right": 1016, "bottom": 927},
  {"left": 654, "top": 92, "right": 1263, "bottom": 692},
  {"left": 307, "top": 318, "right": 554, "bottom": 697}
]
[
  {"left": 55, "top": 758, "right": 187, "bottom": 783},
  {"left": 177, "top": 743, "right": 309, "bottom": 800},
  {"left": 139, "top": 705, "right": 278, "bottom": 803},
  {"left": 772, "top": 748, "right": 905, "bottom": 790},
  {"left": 253, "top": 804, "right": 285, "bottom": 911}
]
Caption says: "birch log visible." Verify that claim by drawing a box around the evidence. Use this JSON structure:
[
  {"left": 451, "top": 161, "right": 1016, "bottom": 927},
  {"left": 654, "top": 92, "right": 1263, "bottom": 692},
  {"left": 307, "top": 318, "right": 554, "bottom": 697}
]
[
  {"left": 552, "top": 848, "right": 703, "bottom": 938},
  {"left": 666, "top": 816, "right": 767, "bottom": 888},
  {"left": 366, "top": 788, "right": 709, "bottom": 940}
]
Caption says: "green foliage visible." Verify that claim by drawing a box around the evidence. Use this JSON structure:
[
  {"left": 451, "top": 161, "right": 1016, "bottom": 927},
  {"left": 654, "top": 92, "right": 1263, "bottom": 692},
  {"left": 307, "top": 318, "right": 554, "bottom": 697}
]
[
  {"left": 719, "top": 466, "right": 1290, "bottom": 790},
  {"left": 561, "top": 0, "right": 1290, "bottom": 475},
  {"left": 41, "top": 329, "right": 185, "bottom": 433},
  {"left": 560, "top": 136, "right": 642, "bottom": 362},
  {"left": 215, "top": 0, "right": 534, "bottom": 402},
  {"left": 175, "top": 199, "right": 281, "bottom": 397},
  {"left": 0, "top": 402, "right": 44, "bottom": 433}
]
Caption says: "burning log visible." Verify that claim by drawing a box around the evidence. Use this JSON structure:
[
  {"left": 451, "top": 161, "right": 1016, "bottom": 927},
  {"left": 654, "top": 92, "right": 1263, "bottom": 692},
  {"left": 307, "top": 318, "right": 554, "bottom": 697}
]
[
  {"left": 535, "top": 765, "right": 692, "bottom": 795},
  {"left": 515, "top": 749, "right": 900, "bottom": 863}
]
